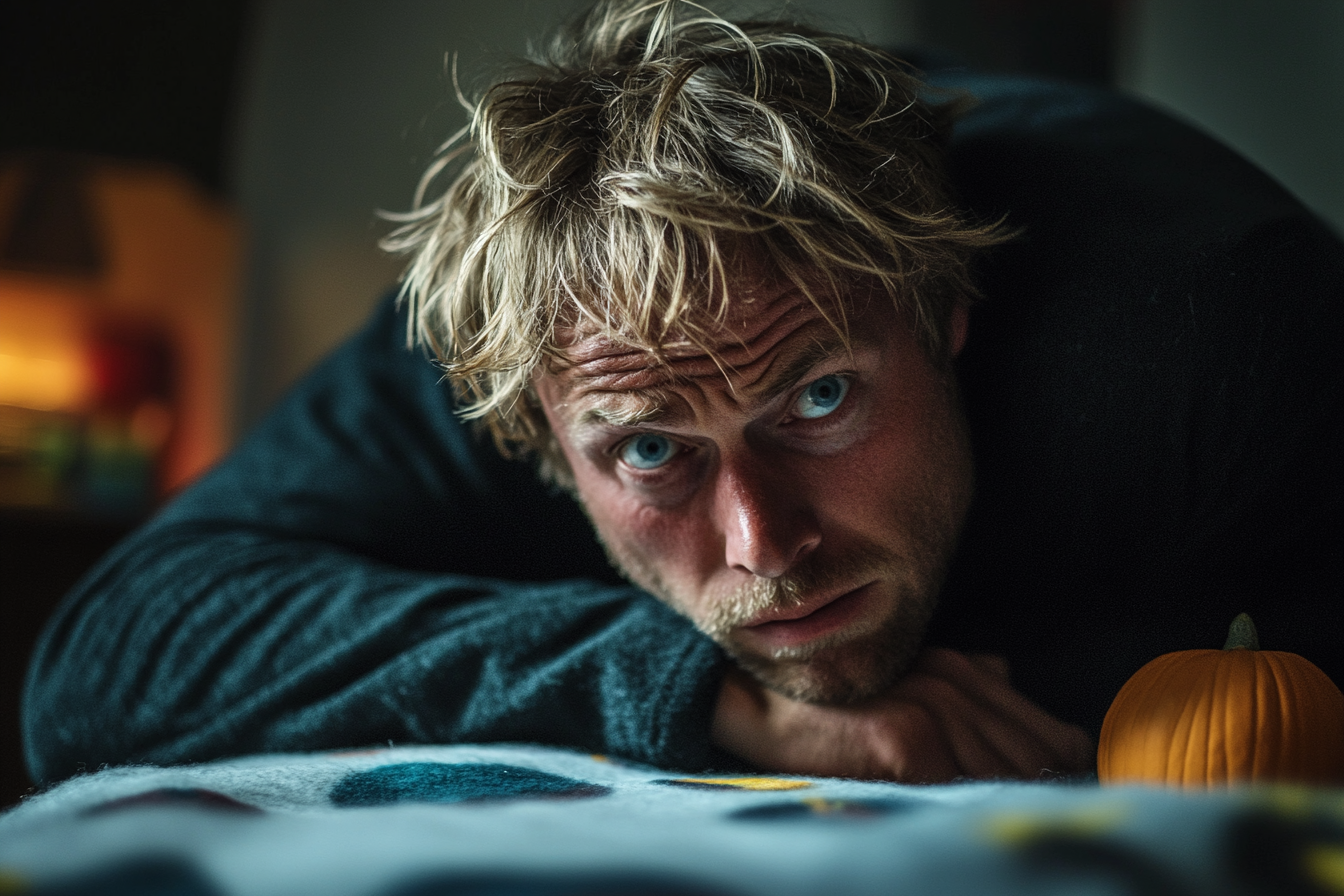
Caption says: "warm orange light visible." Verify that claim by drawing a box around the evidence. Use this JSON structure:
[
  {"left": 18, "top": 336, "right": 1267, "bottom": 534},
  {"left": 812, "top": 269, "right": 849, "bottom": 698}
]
[
  {"left": 0, "top": 282, "right": 95, "bottom": 412},
  {"left": 0, "top": 351, "right": 88, "bottom": 411}
]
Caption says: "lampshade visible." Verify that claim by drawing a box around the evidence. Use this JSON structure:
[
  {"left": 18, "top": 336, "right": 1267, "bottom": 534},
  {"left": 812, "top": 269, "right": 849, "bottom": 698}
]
[{"left": 0, "top": 153, "right": 240, "bottom": 515}]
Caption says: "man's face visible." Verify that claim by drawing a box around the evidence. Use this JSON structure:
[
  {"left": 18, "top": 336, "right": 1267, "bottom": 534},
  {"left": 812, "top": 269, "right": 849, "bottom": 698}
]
[{"left": 535, "top": 277, "right": 974, "bottom": 704}]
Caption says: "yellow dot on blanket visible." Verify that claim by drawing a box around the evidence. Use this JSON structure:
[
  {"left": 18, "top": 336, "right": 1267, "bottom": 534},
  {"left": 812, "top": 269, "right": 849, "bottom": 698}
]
[
  {"left": 1256, "top": 785, "right": 1344, "bottom": 821},
  {"left": 983, "top": 804, "right": 1129, "bottom": 845},
  {"left": 0, "top": 869, "right": 27, "bottom": 894},
  {"left": 673, "top": 777, "right": 813, "bottom": 791}
]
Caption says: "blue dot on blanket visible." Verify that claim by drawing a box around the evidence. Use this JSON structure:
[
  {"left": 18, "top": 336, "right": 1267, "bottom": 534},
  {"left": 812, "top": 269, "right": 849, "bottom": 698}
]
[{"left": 330, "top": 762, "right": 610, "bottom": 807}]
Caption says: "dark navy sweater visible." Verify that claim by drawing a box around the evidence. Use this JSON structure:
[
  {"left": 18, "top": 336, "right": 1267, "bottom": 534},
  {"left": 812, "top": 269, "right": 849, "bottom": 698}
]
[{"left": 24, "top": 74, "right": 1342, "bottom": 785}]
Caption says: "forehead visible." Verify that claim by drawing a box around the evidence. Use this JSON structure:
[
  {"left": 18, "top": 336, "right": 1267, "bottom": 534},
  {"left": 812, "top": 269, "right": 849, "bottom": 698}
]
[{"left": 548, "top": 279, "right": 864, "bottom": 398}]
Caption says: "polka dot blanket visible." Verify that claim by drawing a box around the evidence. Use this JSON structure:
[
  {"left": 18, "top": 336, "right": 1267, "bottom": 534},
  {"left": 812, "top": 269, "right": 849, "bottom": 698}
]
[{"left": 1, "top": 744, "right": 1340, "bottom": 894}]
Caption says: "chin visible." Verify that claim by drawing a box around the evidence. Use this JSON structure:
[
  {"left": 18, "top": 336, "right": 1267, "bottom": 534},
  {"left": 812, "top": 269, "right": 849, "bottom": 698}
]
[
  {"left": 735, "top": 652, "right": 897, "bottom": 705},
  {"left": 726, "top": 606, "right": 930, "bottom": 705}
]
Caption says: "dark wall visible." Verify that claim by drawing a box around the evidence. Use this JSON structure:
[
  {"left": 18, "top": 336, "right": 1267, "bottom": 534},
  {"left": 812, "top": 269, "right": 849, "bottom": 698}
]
[
  {"left": 0, "top": 1, "right": 251, "bottom": 194},
  {"left": 0, "top": 1, "right": 252, "bottom": 807},
  {"left": 0, "top": 515, "right": 133, "bottom": 805}
]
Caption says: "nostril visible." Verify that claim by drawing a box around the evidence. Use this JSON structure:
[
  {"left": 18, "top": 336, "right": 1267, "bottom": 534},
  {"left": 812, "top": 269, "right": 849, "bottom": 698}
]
[
  {"left": 792, "top": 533, "right": 821, "bottom": 565},
  {"left": 723, "top": 507, "right": 821, "bottom": 580}
]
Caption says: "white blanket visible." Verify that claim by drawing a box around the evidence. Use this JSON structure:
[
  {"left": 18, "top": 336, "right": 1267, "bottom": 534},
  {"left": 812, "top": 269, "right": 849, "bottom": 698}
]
[{"left": 2, "top": 744, "right": 1340, "bottom": 895}]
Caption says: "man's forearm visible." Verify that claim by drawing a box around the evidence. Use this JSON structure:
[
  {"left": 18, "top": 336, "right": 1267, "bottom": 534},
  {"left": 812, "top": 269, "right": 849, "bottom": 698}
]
[{"left": 24, "top": 522, "right": 726, "bottom": 784}]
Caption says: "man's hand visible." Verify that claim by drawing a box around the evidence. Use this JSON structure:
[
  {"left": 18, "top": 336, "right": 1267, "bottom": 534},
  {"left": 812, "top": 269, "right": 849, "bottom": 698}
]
[{"left": 711, "top": 647, "right": 1094, "bottom": 782}]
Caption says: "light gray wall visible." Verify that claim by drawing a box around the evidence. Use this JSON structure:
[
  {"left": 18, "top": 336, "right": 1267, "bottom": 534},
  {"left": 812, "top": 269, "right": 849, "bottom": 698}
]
[
  {"left": 1116, "top": 0, "right": 1343, "bottom": 236},
  {"left": 232, "top": 0, "right": 577, "bottom": 425},
  {"left": 230, "top": 0, "right": 921, "bottom": 428}
]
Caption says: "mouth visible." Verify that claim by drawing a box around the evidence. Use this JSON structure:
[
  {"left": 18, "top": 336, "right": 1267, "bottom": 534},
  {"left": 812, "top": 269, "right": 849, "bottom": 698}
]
[{"left": 739, "top": 582, "right": 876, "bottom": 650}]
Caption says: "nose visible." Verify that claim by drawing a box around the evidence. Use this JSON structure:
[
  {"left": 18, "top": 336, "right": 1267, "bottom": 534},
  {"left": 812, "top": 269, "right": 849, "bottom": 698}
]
[{"left": 714, "top": 451, "right": 821, "bottom": 579}]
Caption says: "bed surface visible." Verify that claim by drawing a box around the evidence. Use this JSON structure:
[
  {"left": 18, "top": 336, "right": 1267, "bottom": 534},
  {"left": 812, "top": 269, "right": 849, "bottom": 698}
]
[{"left": 2, "top": 744, "right": 1340, "bottom": 895}]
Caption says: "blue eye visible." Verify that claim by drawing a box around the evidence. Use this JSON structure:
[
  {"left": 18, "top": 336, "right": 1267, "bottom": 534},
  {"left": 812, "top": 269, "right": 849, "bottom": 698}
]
[
  {"left": 796, "top": 374, "right": 849, "bottom": 419},
  {"left": 621, "top": 434, "right": 676, "bottom": 470}
]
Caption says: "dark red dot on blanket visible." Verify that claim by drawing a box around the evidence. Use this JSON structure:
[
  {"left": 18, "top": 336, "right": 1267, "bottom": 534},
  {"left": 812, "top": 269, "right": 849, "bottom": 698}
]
[
  {"left": 28, "top": 856, "right": 223, "bottom": 895},
  {"left": 330, "top": 762, "right": 610, "bottom": 807},
  {"left": 729, "top": 797, "right": 920, "bottom": 821},
  {"left": 81, "top": 787, "right": 264, "bottom": 817}
]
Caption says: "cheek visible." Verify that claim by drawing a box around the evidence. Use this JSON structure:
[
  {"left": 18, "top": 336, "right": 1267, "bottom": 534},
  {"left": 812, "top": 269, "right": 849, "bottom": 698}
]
[
  {"left": 820, "top": 378, "right": 968, "bottom": 528},
  {"left": 830, "top": 402, "right": 927, "bottom": 496},
  {"left": 572, "top": 468, "right": 718, "bottom": 591}
]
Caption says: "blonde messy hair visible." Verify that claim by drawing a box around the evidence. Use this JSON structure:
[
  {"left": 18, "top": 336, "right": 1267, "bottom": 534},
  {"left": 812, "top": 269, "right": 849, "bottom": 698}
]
[{"left": 384, "top": 0, "right": 1008, "bottom": 482}]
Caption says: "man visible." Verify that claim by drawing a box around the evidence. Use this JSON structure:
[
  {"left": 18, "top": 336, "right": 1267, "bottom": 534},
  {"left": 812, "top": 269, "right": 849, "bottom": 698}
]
[
  {"left": 23, "top": 1, "right": 1341, "bottom": 785},
  {"left": 382, "top": 0, "right": 1096, "bottom": 780}
]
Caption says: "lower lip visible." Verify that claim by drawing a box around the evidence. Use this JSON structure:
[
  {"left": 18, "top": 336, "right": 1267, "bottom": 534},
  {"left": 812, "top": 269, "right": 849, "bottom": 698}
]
[{"left": 742, "top": 584, "right": 874, "bottom": 650}]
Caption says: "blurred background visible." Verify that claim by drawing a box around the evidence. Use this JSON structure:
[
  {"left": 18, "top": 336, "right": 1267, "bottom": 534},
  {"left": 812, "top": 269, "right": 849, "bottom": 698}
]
[{"left": 2, "top": 0, "right": 1341, "bottom": 806}]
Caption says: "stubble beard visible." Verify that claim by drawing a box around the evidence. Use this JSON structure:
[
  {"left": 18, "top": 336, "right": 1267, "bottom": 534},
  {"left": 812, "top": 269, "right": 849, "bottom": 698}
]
[
  {"left": 598, "top": 521, "right": 956, "bottom": 705},
  {"left": 704, "top": 540, "right": 944, "bottom": 704}
]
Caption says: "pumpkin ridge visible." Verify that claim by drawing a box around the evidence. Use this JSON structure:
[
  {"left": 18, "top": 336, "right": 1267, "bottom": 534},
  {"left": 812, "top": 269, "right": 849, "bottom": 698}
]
[
  {"left": 1263, "top": 652, "right": 1298, "bottom": 780},
  {"left": 1211, "top": 651, "right": 1229, "bottom": 787},
  {"left": 1125, "top": 657, "right": 1164, "bottom": 783},
  {"left": 1257, "top": 655, "right": 1279, "bottom": 779},
  {"left": 1246, "top": 650, "right": 1266, "bottom": 783},
  {"left": 1208, "top": 650, "right": 1234, "bottom": 788},
  {"left": 1237, "top": 656, "right": 1254, "bottom": 782},
  {"left": 1178, "top": 652, "right": 1211, "bottom": 788},
  {"left": 1279, "top": 652, "right": 1304, "bottom": 780},
  {"left": 1246, "top": 651, "right": 1261, "bottom": 784},
  {"left": 1135, "top": 655, "right": 1174, "bottom": 785},
  {"left": 1139, "top": 655, "right": 1180, "bottom": 784}
]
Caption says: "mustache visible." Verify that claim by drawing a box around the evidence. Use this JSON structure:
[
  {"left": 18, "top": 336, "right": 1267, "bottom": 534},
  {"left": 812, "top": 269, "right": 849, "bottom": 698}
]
[{"left": 699, "top": 542, "right": 896, "bottom": 640}]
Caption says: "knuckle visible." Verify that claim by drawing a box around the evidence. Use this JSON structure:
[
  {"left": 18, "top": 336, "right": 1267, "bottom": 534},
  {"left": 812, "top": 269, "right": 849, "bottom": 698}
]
[
  {"left": 905, "top": 673, "right": 960, "bottom": 704},
  {"left": 889, "top": 702, "right": 941, "bottom": 745},
  {"left": 916, "top": 646, "right": 959, "bottom": 670}
]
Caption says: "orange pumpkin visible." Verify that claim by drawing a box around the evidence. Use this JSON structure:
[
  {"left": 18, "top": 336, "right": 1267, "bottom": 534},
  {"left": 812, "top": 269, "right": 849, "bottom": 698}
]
[{"left": 1098, "top": 613, "right": 1344, "bottom": 789}]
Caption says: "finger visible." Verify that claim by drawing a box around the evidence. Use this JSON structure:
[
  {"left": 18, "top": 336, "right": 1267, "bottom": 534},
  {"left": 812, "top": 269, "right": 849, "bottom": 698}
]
[
  {"left": 911, "top": 650, "right": 1093, "bottom": 776},
  {"left": 866, "top": 700, "right": 964, "bottom": 784},
  {"left": 933, "top": 653, "right": 1093, "bottom": 775},
  {"left": 967, "top": 652, "right": 1011, "bottom": 683},
  {"left": 903, "top": 673, "right": 1070, "bottom": 779},
  {"left": 917, "top": 648, "right": 1089, "bottom": 755},
  {"left": 891, "top": 671, "right": 1021, "bottom": 780},
  {"left": 710, "top": 667, "right": 773, "bottom": 765},
  {"left": 763, "top": 690, "right": 963, "bottom": 784}
]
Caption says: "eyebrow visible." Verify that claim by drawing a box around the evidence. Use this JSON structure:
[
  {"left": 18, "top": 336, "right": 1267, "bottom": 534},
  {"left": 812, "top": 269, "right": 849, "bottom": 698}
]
[
  {"left": 575, "top": 326, "right": 855, "bottom": 429},
  {"left": 755, "top": 330, "right": 853, "bottom": 404},
  {"left": 582, "top": 398, "right": 668, "bottom": 428}
]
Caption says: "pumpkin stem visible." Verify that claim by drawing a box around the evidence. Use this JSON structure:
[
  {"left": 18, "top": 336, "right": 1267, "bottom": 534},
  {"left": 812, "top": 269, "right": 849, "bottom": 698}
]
[{"left": 1223, "top": 613, "right": 1260, "bottom": 651}]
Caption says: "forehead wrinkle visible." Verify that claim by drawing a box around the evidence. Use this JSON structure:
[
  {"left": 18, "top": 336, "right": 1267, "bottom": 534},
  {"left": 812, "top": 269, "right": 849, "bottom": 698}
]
[
  {"left": 750, "top": 326, "right": 855, "bottom": 403},
  {"left": 558, "top": 281, "right": 820, "bottom": 380},
  {"left": 562, "top": 313, "right": 860, "bottom": 431},
  {"left": 573, "top": 325, "right": 854, "bottom": 433},
  {"left": 548, "top": 283, "right": 872, "bottom": 431}
]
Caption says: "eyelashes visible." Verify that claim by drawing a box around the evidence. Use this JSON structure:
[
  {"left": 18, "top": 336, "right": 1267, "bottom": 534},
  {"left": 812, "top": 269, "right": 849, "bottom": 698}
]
[{"left": 612, "top": 374, "right": 855, "bottom": 473}]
